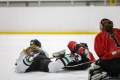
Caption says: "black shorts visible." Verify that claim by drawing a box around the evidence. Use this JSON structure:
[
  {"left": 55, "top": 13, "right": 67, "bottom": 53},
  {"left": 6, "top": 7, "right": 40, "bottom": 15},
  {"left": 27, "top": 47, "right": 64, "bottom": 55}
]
[
  {"left": 26, "top": 54, "right": 51, "bottom": 72},
  {"left": 98, "top": 57, "right": 120, "bottom": 77}
]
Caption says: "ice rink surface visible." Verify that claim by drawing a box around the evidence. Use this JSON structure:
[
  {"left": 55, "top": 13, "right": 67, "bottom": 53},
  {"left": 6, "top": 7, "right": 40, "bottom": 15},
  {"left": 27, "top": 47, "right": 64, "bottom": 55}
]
[{"left": 0, "top": 34, "right": 99, "bottom": 80}]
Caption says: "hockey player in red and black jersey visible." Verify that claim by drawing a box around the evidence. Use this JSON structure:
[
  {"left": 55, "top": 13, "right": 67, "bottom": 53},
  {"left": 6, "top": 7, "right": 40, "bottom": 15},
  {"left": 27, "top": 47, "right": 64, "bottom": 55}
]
[
  {"left": 63, "top": 41, "right": 95, "bottom": 70},
  {"left": 89, "top": 18, "right": 120, "bottom": 80}
]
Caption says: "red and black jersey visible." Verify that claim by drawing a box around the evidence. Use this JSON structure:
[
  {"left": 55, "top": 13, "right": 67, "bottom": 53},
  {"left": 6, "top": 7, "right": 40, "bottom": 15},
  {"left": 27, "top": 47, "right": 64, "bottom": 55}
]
[{"left": 94, "top": 28, "right": 120, "bottom": 60}]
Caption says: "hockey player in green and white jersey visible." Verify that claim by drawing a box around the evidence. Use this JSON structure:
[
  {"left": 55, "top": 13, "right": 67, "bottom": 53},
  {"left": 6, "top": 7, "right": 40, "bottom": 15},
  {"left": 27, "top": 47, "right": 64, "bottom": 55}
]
[{"left": 15, "top": 39, "right": 87, "bottom": 73}]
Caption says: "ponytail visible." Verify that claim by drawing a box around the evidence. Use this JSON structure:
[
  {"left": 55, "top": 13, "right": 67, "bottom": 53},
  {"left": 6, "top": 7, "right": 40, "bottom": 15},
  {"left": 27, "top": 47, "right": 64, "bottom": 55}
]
[
  {"left": 103, "top": 20, "right": 113, "bottom": 34},
  {"left": 23, "top": 44, "right": 39, "bottom": 54},
  {"left": 101, "top": 18, "right": 114, "bottom": 39}
]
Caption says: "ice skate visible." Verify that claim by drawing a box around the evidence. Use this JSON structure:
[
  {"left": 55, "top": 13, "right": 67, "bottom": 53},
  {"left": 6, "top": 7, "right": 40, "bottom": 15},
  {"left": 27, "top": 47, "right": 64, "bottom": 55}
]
[{"left": 52, "top": 49, "right": 66, "bottom": 58}]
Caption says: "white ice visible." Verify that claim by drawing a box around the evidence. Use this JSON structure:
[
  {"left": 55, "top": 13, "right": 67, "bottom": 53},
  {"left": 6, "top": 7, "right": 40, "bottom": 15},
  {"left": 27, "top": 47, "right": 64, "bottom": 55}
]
[{"left": 0, "top": 34, "right": 99, "bottom": 80}]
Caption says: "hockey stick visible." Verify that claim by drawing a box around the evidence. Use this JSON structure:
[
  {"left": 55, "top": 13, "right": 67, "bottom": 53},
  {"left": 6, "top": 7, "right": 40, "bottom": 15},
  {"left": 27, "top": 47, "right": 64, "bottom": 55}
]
[
  {"left": 65, "top": 60, "right": 97, "bottom": 67},
  {"left": 50, "top": 55, "right": 96, "bottom": 67},
  {"left": 49, "top": 49, "right": 97, "bottom": 67}
]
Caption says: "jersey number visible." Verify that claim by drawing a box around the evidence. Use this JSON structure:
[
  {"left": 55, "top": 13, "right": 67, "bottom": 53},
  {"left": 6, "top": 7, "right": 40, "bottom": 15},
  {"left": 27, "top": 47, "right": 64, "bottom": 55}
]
[{"left": 111, "top": 35, "right": 120, "bottom": 47}]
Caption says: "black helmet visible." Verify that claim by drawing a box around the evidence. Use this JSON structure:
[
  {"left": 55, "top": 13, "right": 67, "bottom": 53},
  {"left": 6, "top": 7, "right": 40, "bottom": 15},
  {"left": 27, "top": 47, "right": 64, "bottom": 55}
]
[{"left": 30, "top": 39, "right": 41, "bottom": 48}]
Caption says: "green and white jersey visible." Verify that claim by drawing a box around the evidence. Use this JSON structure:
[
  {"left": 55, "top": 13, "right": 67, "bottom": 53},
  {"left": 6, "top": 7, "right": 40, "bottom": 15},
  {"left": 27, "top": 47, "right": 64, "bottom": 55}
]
[{"left": 15, "top": 48, "right": 49, "bottom": 73}]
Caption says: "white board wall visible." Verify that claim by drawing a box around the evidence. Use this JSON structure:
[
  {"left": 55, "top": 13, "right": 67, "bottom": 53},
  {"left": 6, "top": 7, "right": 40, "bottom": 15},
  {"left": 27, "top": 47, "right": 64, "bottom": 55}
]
[{"left": 0, "top": 6, "right": 120, "bottom": 32}]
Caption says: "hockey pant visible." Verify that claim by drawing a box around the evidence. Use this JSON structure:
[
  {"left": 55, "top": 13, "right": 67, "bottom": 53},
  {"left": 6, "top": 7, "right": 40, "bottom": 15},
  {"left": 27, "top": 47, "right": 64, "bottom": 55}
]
[
  {"left": 26, "top": 54, "right": 71, "bottom": 73},
  {"left": 98, "top": 57, "right": 120, "bottom": 77}
]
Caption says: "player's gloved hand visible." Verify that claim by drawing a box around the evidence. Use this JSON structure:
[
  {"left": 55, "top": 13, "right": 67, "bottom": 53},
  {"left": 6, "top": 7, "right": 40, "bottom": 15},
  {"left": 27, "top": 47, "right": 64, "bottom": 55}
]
[
  {"left": 81, "top": 48, "right": 90, "bottom": 60},
  {"left": 72, "top": 45, "right": 90, "bottom": 60},
  {"left": 79, "top": 42, "right": 90, "bottom": 60},
  {"left": 95, "top": 59, "right": 101, "bottom": 65},
  {"left": 27, "top": 52, "right": 39, "bottom": 62},
  {"left": 23, "top": 52, "right": 39, "bottom": 66}
]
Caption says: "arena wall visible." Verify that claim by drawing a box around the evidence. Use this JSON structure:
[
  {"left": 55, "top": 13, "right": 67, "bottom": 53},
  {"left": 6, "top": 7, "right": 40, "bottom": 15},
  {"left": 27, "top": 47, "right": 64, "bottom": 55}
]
[{"left": 0, "top": 6, "right": 120, "bottom": 34}]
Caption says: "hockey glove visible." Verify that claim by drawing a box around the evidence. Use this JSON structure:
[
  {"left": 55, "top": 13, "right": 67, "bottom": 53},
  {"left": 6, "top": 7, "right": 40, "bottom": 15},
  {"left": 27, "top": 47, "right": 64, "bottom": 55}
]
[
  {"left": 77, "top": 47, "right": 90, "bottom": 60},
  {"left": 23, "top": 52, "right": 39, "bottom": 66}
]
